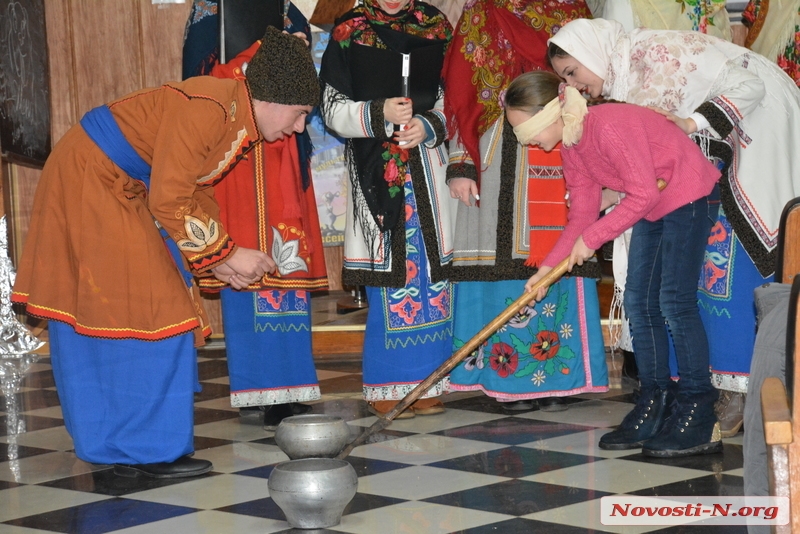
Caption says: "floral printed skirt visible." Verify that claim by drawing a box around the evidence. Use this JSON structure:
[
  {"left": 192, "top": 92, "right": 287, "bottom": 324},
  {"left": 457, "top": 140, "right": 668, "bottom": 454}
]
[{"left": 448, "top": 278, "right": 608, "bottom": 400}]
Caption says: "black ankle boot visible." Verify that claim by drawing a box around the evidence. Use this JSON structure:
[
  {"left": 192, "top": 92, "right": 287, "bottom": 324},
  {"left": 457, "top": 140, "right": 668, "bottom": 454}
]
[
  {"left": 599, "top": 387, "right": 673, "bottom": 450},
  {"left": 263, "top": 402, "right": 313, "bottom": 431},
  {"left": 622, "top": 349, "right": 638, "bottom": 381},
  {"left": 642, "top": 390, "right": 723, "bottom": 458}
]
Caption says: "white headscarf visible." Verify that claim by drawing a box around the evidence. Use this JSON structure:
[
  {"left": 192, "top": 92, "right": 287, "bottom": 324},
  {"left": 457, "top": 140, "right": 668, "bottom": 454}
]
[{"left": 547, "top": 18, "right": 625, "bottom": 81}]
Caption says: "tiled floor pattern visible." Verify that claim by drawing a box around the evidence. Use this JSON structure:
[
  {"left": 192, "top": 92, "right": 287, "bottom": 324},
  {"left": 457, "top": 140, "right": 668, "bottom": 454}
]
[{"left": 0, "top": 348, "right": 745, "bottom": 534}]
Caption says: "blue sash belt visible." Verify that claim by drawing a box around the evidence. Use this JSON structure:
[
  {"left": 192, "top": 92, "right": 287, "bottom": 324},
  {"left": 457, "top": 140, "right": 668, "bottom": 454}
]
[{"left": 80, "top": 105, "right": 194, "bottom": 288}]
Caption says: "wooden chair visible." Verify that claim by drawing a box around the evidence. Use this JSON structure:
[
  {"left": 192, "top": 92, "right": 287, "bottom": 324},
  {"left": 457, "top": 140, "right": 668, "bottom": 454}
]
[{"left": 761, "top": 196, "right": 800, "bottom": 533}]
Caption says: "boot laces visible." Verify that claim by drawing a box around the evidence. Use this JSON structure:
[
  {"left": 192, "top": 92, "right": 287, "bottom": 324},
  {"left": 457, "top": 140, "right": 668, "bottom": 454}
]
[
  {"left": 622, "top": 391, "right": 659, "bottom": 430},
  {"left": 663, "top": 400, "right": 698, "bottom": 434}
]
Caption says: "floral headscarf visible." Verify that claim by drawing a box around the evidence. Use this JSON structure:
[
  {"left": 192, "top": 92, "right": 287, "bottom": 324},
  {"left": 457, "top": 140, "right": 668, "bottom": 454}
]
[
  {"left": 442, "top": 0, "right": 593, "bottom": 181},
  {"left": 320, "top": 0, "right": 452, "bottom": 241}
]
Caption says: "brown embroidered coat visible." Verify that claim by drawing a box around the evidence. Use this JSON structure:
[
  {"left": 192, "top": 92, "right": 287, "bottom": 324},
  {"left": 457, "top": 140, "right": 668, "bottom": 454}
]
[{"left": 13, "top": 76, "right": 262, "bottom": 344}]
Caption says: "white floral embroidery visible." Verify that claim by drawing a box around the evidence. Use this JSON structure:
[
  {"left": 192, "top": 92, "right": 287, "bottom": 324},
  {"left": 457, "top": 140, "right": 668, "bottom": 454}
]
[
  {"left": 532, "top": 370, "right": 546, "bottom": 386},
  {"left": 176, "top": 215, "right": 219, "bottom": 252},
  {"left": 272, "top": 227, "right": 309, "bottom": 276},
  {"left": 559, "top": 323, "right": 573, "bottom": 339},
  {"left": 542, "top": 303, "right": 557, "bottom": 317}
]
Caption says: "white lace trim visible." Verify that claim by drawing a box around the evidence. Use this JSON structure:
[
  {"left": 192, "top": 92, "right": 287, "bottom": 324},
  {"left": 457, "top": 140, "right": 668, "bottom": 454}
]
[
  {"left": 608, "top": 283, "right": 634, "bottom": 351},
  {"left": 711, "top": 372, "right": 748, "bottom": 393},
  {"left": 231, "top": 386, "right": 321, "bottom": 407},
  {"left": 363, "top": 377, "right": 450, "bottom": 402},
  {"left": 609, "top": 230, "right": 634, "bottom": 351}
]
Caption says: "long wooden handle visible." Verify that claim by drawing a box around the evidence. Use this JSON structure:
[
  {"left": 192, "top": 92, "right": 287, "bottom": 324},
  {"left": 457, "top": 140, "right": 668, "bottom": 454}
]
[{"left": 336, "top": 257, "right": 570, "bottom": 459}]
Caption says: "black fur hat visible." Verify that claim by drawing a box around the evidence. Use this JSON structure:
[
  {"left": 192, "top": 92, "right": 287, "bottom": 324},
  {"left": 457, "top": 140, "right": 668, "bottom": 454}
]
[{"left": 247, "top": 26, "right": 320, "bottom": 106}]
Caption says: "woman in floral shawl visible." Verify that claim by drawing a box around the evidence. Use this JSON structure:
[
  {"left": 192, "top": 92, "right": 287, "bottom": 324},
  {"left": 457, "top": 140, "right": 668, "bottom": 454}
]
[
  {"left": 320, "top": 0, "right": 456, "bottom": 417},
  {"left": 442, "top": 0, "right": 609, "bottom": 411}
]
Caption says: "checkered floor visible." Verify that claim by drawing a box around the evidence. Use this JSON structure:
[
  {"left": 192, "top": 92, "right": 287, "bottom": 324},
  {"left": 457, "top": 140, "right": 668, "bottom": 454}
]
[{"left": 0, "top": 346, "right": 746, "bottom": 534}]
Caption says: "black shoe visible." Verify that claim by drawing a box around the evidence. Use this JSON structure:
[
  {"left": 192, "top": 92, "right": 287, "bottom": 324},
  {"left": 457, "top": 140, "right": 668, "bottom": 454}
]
[
  {"left": 263, "top": 402, "right": 313, "bottom": 431},
  {"left": 599, "top": 387, "right": 673, "bottom": 450},
  {"left": 239, "top": 405, "right": 267, "bottom": 425},
  {"left": 642, "top": 390, "right": 723, "bottom": 458},
  {"left": 500, "top": 399, "right": 535, "bottom": 411},
  {"left": 538, "top": 397, "right": 569, "bottom": 412},
  {"left": 621, "top": 349, "right": 638, "bottom": 381},
  {"left": 113, "top": 456, "right": 212, "bottom": 479}
]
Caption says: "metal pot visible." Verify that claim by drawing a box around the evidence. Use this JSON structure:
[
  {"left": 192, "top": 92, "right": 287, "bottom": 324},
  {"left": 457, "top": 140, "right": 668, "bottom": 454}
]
[
  {"left": 268, "top": 458, "right": 358, "bottom": 529},
  {"left": 274, "top": 414, "right": 351, "bottom": 459}
]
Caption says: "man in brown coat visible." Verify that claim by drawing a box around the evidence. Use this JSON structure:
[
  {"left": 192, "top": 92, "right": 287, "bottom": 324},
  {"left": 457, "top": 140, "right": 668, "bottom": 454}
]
[{"left": 12, "top": 27, "right": 319, "bottom": 478}]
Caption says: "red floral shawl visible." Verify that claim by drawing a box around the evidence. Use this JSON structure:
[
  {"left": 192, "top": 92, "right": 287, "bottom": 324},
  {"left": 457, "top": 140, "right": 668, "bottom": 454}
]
[{"left": 442, "top": 0, "right": 592, "bottom": 183}]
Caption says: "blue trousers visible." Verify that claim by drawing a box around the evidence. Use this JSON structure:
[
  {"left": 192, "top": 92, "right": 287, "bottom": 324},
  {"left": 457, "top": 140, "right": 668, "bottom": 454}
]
[
  {"left": 49, "top": 322, "right": 197, "bottom": 465},
  {"left": 624, "top": 196, "right": 716, "bottom": 396}
]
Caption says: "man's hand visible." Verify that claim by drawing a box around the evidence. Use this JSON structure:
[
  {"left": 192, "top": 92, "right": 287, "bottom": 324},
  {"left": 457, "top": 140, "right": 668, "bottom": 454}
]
[{"left": 212, "top": 247, "right": 276, "bottom": 289}]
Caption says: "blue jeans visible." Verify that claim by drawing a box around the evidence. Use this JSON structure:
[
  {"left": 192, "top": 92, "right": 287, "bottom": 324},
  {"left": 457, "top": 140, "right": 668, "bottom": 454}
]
[{"left": 624, "top": 194, "right": 716, "bottom": 397}]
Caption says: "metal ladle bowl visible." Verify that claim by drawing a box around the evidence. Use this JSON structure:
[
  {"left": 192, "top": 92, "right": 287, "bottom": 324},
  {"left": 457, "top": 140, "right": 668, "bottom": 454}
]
[
  {"left": 274, "top": 414, "right": 352, "bottom": 459},
  {"left": 268, "top": 458, "right": 358, "bottom": 529}
]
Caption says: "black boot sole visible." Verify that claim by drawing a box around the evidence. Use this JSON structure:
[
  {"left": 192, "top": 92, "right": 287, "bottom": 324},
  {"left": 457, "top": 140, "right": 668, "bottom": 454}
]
[
  {"left": 598, "top": 440, "right": 645, "bottom": 451},
  {"left": 642, "top": 439, "right": 724, "bottom": 458},
  {"left": 113, "top": 463, "right": 212, "bottom": 479}
]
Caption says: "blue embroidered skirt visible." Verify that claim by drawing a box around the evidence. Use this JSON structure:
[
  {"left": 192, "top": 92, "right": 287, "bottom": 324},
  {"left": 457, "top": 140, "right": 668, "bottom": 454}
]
[
  {"left": 698, "top": 208, "right": 771, "bottom": 392},
  {"left": 448, "top": 278, "right": 608, "bottom": 399},
  {"left": 221, "top": 288, "right": 320, "bottom": 406},
  {"left": 361, "top": 179, "right": 453, "bottom": 401}
]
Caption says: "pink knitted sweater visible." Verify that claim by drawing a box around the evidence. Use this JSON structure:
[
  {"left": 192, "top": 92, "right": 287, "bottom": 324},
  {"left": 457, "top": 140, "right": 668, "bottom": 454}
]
[{"left": 541, "top": 103, "right": 721, "bottom": 268}]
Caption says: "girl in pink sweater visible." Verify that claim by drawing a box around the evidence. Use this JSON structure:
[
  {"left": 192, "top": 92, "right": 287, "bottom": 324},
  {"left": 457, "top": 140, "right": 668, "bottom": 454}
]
[{"left": 505, "top": 71, "right": 723, "bottom": 458}]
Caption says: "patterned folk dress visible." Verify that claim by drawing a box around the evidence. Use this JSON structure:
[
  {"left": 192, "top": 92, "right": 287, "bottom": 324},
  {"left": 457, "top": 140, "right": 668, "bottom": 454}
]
[
  {"left": 320, "top": 0, "right": 458, "bottom": 402},
  {"left": 447, "top": 145, "right": 607, "bottom": 400},
  {"left": 442, "top": 0, "right": 608, "bottom": 400}
]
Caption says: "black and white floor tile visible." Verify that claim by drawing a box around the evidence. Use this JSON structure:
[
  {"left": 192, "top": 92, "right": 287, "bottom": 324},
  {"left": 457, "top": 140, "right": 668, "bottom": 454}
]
[{"left": 0, "top": 347, "right": 745, "bottom": 534}]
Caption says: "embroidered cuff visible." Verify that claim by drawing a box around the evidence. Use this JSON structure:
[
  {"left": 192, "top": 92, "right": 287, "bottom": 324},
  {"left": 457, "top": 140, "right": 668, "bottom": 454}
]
[
  {"left": 446, "top": 161, "right": 478, "bottom": 183},
  {"left": 694, "top": 101, "right": 734, "bottom": 139},
  {"left": 369, "top": 99, "right": 391, "bottom": 140},
  {"left": 416, "top": 110, "right": 446, "bottom": 148},
  {"left": 188, "top": 236, "right": 237, "bottom": 273}
]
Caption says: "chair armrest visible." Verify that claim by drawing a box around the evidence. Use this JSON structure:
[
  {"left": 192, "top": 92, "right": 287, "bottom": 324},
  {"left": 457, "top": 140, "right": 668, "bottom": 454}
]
[{"left": 762, "top": 377, "right": 793, "bottom": 445}]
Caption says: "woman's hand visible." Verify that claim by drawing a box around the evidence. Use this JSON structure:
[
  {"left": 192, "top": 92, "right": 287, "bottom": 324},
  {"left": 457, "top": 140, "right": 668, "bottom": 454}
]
[
  {"left": 600, "top": 188, "right": 622, "bottom": 211},
  {"left": 524, "top": 265, "right": 552, "bottom": 302},
  {"left": 212, "top": 247, "right": 276, "bottom": 289},
  {"left": 394, "top": 117, "right": 426, "bottom": 149},
  {"left": 647, "top": 106, "right": 697, "bottom": 135},
  {"left": 448, "top": 177, "right": 479, "bottom": 207},
  {"left": 384, "top": 97, "right": 413, "bottom": 125},
  {"left": 568, "top": 236, "right": 595, "bottom": 271}
]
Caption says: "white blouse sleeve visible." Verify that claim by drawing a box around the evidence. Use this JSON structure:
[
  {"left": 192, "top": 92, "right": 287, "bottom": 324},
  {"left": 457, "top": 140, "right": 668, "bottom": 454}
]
[
  {"left": 321, "top": 84, "right": 391, "bottom": 139},
  {"left": 698, "top": 56, "right": 766, "bottom": 137}
]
